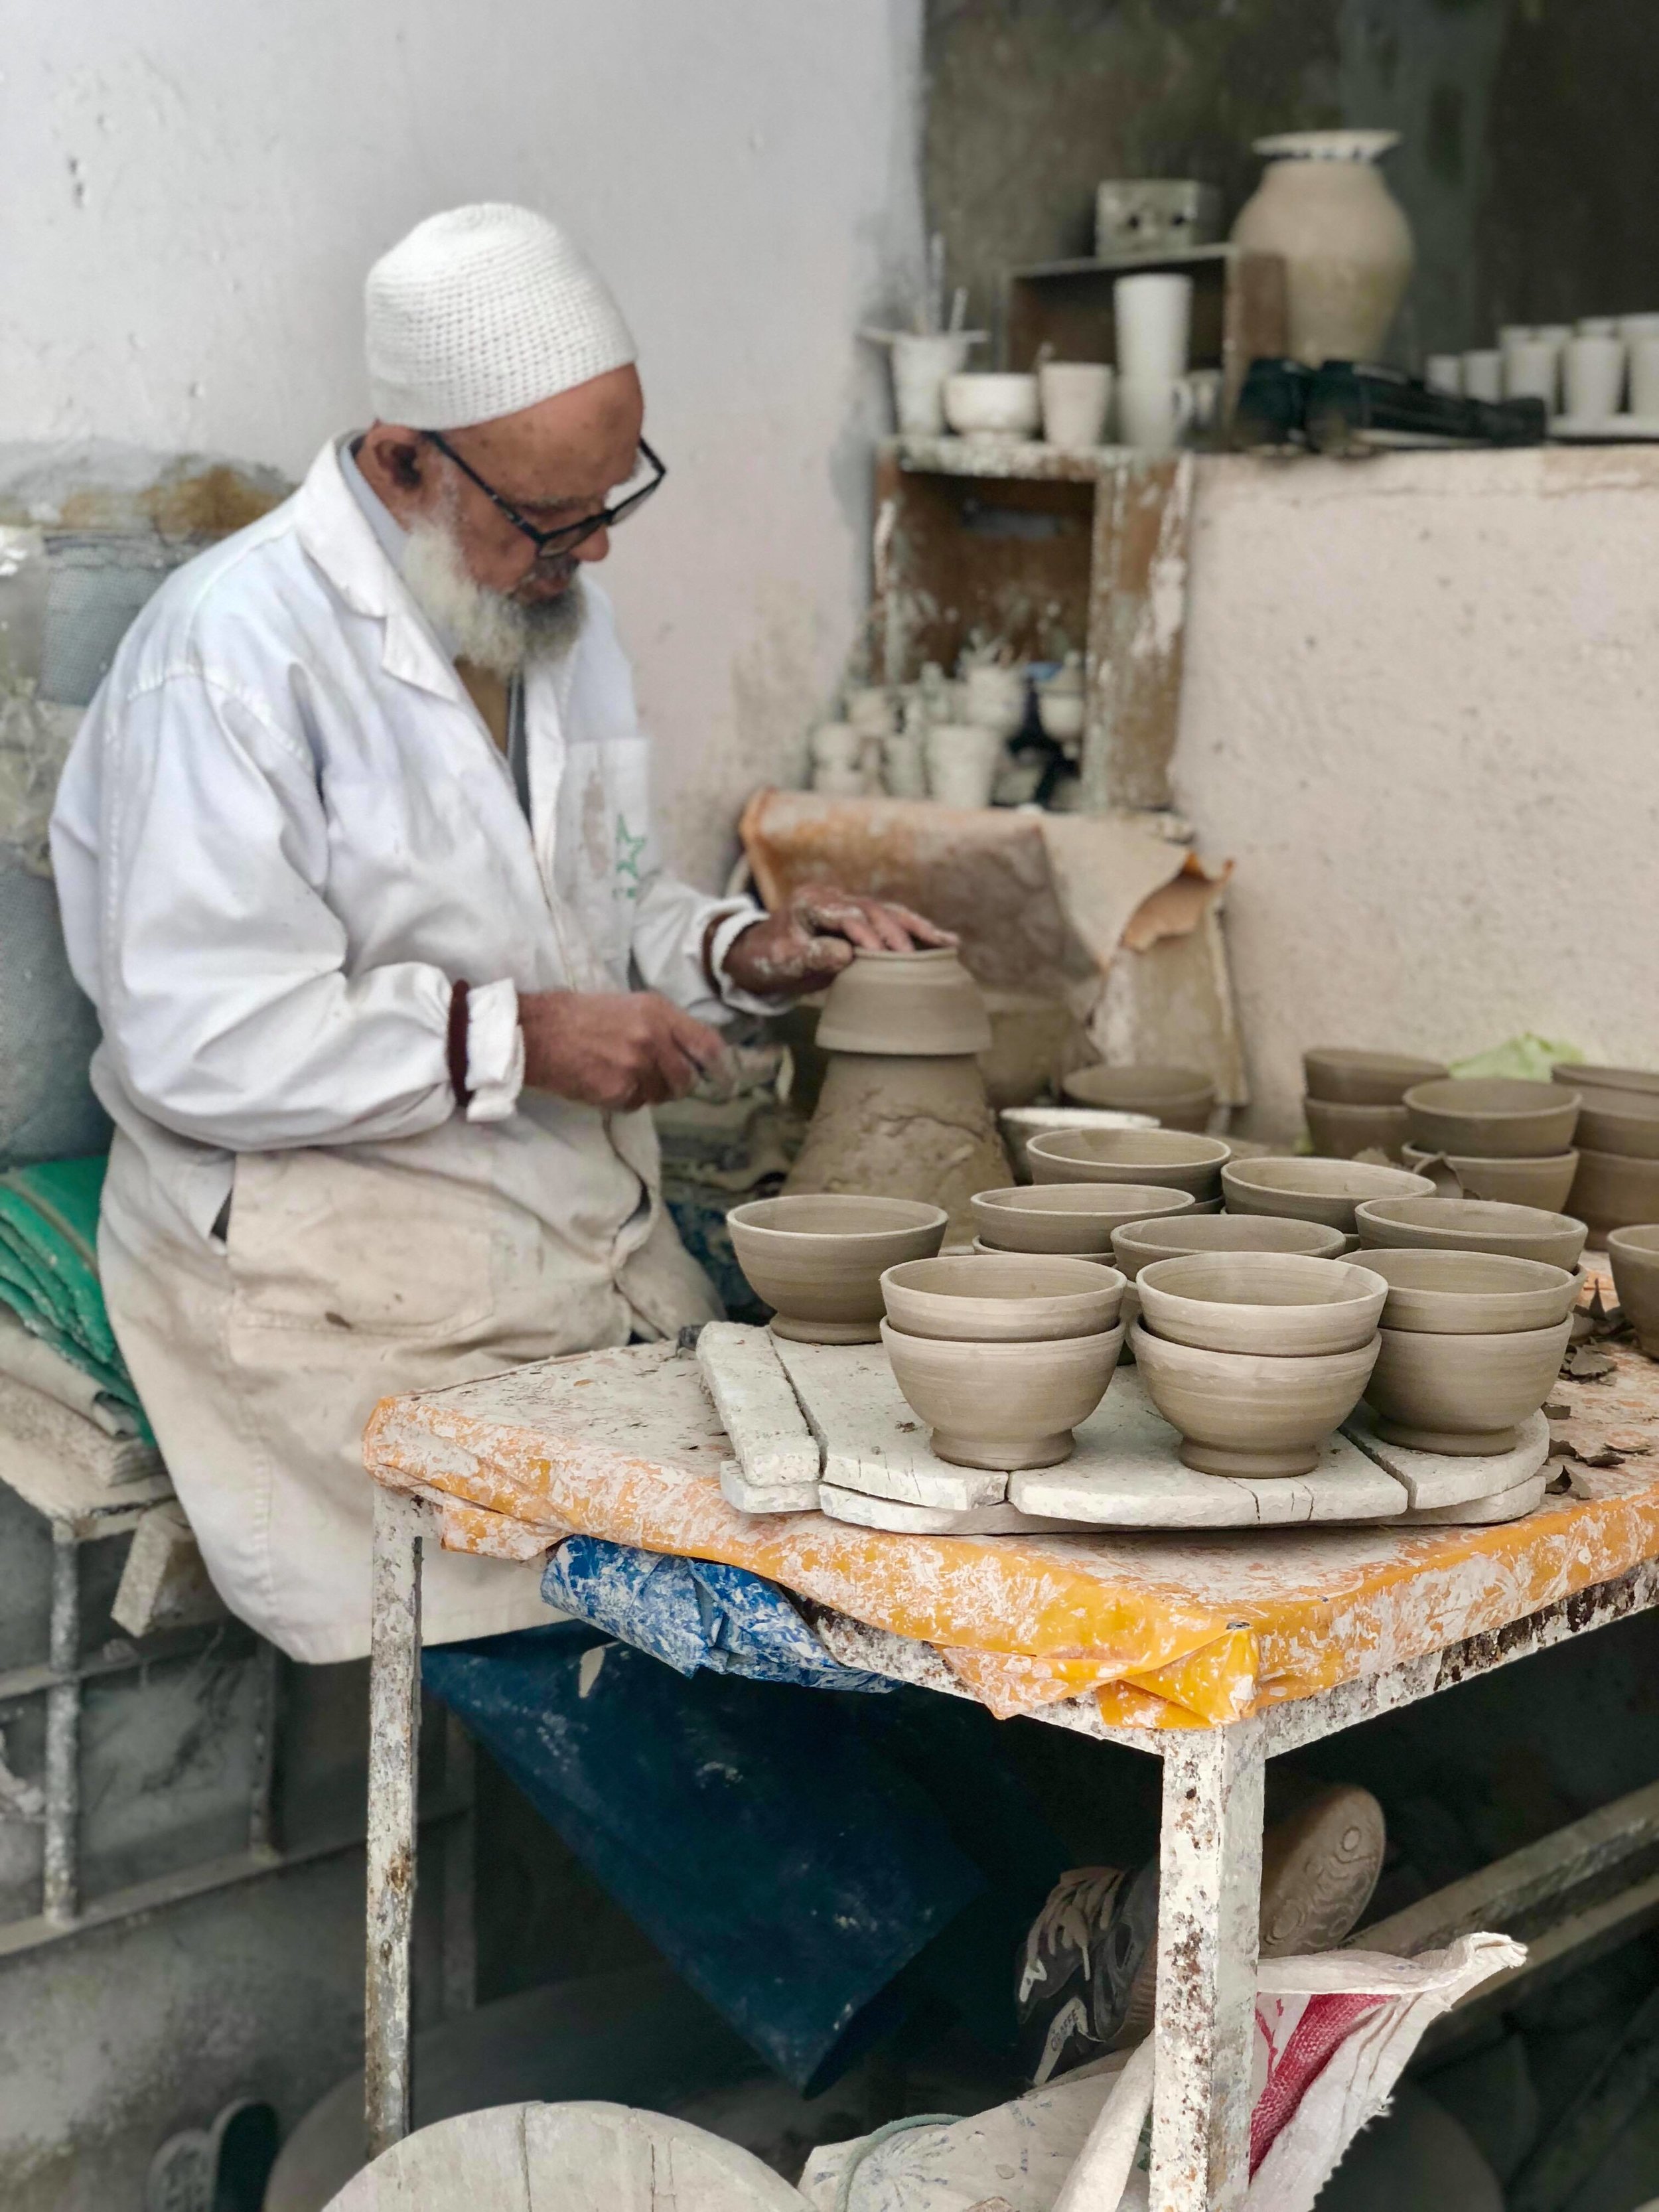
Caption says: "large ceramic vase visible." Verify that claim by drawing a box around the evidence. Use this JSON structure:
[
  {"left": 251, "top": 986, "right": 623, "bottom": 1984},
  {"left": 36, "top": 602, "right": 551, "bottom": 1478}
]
[
  {"left": 783, "top": 949, "right": 1011, "bottom": 1243},
  {"left": 1231, "top": 129, "right": 1414, "bottom": 367}
]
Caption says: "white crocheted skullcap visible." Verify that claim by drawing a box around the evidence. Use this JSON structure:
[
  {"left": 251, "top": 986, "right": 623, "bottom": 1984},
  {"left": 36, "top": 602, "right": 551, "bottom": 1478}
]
[{"left": 365, "top": 203, "right": 636, "bottom": 429}]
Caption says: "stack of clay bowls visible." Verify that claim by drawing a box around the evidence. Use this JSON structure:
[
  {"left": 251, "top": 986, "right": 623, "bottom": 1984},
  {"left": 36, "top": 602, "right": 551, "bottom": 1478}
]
[
  {"left": 1401, "top": 1076, "right": 1581, "bottom": 1213},
  {"left": 1550, "top": 1063, "right": 1659, "bottom": 1238},
  {"left": 1061, "top": 1063, "right": 1216, "bottom": 1133},
  {"left": 1027, "top": 1128, "right": 1230, "bottom": 1207},
  {"left": 1129, "top": 1252, "right": 1385, "bottom": 1478},
  {"left": 727, "top": 1193, "right": 948, "bottom": 1343},
  {"left": 1609, "top": 1226, "right": 1659, "bottom": 1357},
  {"left": 1302, "top": 1048, "right": 1447, "bottom": 1161},
  {"left": 1353, "top": 1195, "right": 1589, "bottom": 1272},
  {"left": 999, "top": 1106, "right": 1157, "bottom": 1183},
  {"left": 970, "top": 1182, "right": 1196, "bottom": 1264},
  {"left": 879, "top": 1253, "right": 1126, "bottom": 1469},
  {"left": 1357, "top": 1249, "right": 1577, "bottom": 1455},
  {"left": 1221, "top": 1156, "right": 1435, "bottom": 1237}
]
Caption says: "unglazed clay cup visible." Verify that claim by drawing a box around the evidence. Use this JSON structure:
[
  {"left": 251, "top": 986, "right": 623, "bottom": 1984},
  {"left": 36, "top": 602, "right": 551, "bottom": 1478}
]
[
  {"left": 1357, "top": 1248, "right": 1581, "bottom": 1335},
  {"left": 1362, "top": 1315, "right": 1573, "bottom": 1455},
  {"left": 1609, "top": 1226, "right": 1659, "bottom": 1357},
  {"left": 1221, "top": 1157, "right": 1435, "bottom": 1234},
  {"left": 815, "top": 946, "right": 993, "bottom": 1057},
  {"left": 998, "top": 1106, "right": 1158, "bottom": 1181},
  {"left": 880, "top": 1318, "right": 1125, "bottom": 1470},
  {"left": 970, "top": 1182, "right": 1195, "bottom": 1254},
  {"left": 1129, "top": 1319, "right": 1380, "bottom": 1479},
  {"left": 881, "top": 1252, "right": 1125, "bottom": 1341},
  {"left": 1135, "top": 1252, "right": 1386, "bottom": 1357},
  {"left": 1061, "top": 1064, "right": 1216, "bottom": 1132},
  {"left": 1575, "top": 1089, "right": 1659, "bottom": 1161},
  {"left": 1567, "top": 1149, "right": 1659, "bottom": 1240},
  {"left": 1400, "top": 1145, "right": 1579, "bottom": 1213},
  {"left": 1028, "top": 1129, "right": 1232, "bottom": 1199},
  {"left": 727, "top": 1193, "right": 948, "bottom": 1343},
  {"left": 1404, "top": 1077, "right": 1581, "bottom": 1160},
  {"left": 1354, "top": 1195, "right": 1587, "bottom": 1272},
  {"left": 1304, "top": 1098, "right": 1409, "bottom": 1160},
  {"left": 1303, "top": 1048, "right": 1447, "bottom": 1106},
  {"left": 1110, "top": 1213, "right": 1348, "bottom": 1280},
  {"left": 1551, "top": 1062, "right": 1659, "bottom": 1100}
]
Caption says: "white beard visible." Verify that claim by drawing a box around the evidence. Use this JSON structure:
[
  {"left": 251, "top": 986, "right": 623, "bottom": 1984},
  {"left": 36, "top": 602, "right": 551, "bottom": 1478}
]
[{"left": 401, "top": 514, "right": 587, "bottom": 679}]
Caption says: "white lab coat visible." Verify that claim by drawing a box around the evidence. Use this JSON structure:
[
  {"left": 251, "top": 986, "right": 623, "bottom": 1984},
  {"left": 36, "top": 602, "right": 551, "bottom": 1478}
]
[{"left": 50, "top": 439, "right": 766, "bottom": 1661}]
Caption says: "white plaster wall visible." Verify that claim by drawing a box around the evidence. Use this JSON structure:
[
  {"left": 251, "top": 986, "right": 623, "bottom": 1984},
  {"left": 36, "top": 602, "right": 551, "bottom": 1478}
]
[
  {"left": 1175, "top": 447, "right": 1659, "bottom": 1139},
  {"left": 0, "top": 0, "right": 926, "bottom": 885}
]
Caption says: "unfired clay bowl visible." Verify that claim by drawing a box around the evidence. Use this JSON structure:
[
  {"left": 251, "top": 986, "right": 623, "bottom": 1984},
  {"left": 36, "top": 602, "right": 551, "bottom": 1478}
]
[
  {"left": 1221, "top": 1157, "right": 1435, "bottom": 1234},
  {"left": 1061, "top": 1063, "right": 1216, "bottom": 1132},
  {"left": 1568, "top": 1149, "right": 1659, "bottom": 1240},
  {"left": 1110, "top": 1214, "right": 1348, "bottom": 1280},
  {"left": 973, "top": 1236, "right": 1115, "bottom": 1264},
  {"left": 1575, "top": 1090, "right": 1659, "bottom": 1161},
  {"left": 1362, "top": 1315, "right": 1573, "bottom": 1455},
  {"left": 1609, "top": 1226, "right": 1659, "bottom": 1357},
  {"left": 727, "top": 1193, "right": 948, "bottom": 1342},
  {"left": 1356, "top": 1248, "right": 1580, "bottom": 1336},
  {"left": 1135, "top": 1252, "right": 1386, "bottom": 1357},
  {"left": 881, "top": 1252, "right": 1125, "bottom": 1342},
  {"left": 1354, "top": 1196, "right": 1588, "bottom": 1272},
  {"left": 1027, "top": 1129, "right": 1231, "bottom": 1199},
  {"left": 881, "top": 1318, "right": 1125, "bottom": 1469},
  {"left": 1129, "top": 1320, "right": 1380, "bottom": 1479},
  {"left": 970, "top": 1182, "right": 1195, "bottom": 1254},
  {"left": 1304, "top": 1098, "right": 1409, "bottom": 1160},
  {"left": 814, "top": 947, "right": 992, "bottom": 1058},
  {"left": 1401, "top": 1145, "right": 1579, "bottom": 1213},
  {"left": 1404, "top": 1077, "right": 1581, "bottom": 1160},
  {"left": 1551, "top": 1062, "right": 1659, "bottom": 1100},
  {"left": 1303, "top": 1049, "right": 1447, "bottom": 1106},
  {"left": 998, "top": 1106, "right": 1157, "bottom": 1181}
]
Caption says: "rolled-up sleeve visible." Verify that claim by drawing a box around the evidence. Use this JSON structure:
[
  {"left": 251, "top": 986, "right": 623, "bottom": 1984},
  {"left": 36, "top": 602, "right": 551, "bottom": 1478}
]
[
  {"left": 59, "top": 669, "right": 476, "bottom": 1151},
  {"left": 630, "top": 877, "right": 785, "bottom": 1021}
]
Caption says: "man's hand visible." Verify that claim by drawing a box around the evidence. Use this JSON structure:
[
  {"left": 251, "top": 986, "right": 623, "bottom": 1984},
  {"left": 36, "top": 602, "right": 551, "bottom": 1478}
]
[
  {"left": 518, "top": 990, "right": 729, "bottom": 1112},
  {"left": 719, "top": 882, "right": 957, "bottom": 1001}
]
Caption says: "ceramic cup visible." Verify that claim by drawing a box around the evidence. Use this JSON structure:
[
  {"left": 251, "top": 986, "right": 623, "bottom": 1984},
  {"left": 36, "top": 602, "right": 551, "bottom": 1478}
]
[
  {"left": 1424, "top": 354, "right": 1463, "bottom": 396},
  {"left": 962, "top": 662, "right": 1028, "bottom": 739},
  {"left": 1116, "top": 377, "right": 1194, "bottom": 456},
  {"left": 924, "top": 722, "right": 1001, "bottom": 808},
  {"left": 810, "top": 721, "right": 861, "bottom": 772},
  {"left": 1617, "top": 314, "right": 1659, "bottom": 341},
  {"left": 1577, "top": 317, "right": 1619, "bottom": 337},
  {"left": 1563, "top": 334, "right": 1624, "bottom": 420},
  {"left": 880, "top": 729, "right": 928, "bottom": 799},
  {"left": 1504, "top": 339, "right": 1559, "bottom": 409},
  {"left": 845, "top": 686, "right": 896, "bottom": 740},
  {"left": 1039, "top": 361, "right": 1114, "bottom": 451},
  {"left": 889, "top": 332, "right": 978, "bottom": 436},
  {"left": 1114, "top": 273, "right": 1194, "bottom": 382},
  {"left": 1498, "top": 324, "right": 1534, "bottom": 356},
  {"left": 1630, "top": 336, "right": 1659, "bottom": 418},
  {"left": 1462, "top": 350, "right": 1503, "bottom": 403}
]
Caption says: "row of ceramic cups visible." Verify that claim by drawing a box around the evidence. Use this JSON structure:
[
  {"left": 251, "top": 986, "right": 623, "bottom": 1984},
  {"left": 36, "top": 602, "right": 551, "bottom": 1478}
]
[
  {"left": 1428, "top": 314, "right": 1659, "bottom": 419},
  {"left": 942, "top": 362, "right": 1221, "bottom": 457}
]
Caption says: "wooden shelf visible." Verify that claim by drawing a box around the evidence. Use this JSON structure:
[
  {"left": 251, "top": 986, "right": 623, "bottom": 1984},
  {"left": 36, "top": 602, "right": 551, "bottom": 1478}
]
[{"left": 891, "top": 435, "right": 1160, "bottom": 483}]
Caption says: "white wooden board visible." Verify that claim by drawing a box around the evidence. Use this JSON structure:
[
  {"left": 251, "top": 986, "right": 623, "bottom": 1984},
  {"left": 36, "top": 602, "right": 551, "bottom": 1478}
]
[
  {"left": 697, "top": 1322, "right": 820, "bottom": 1510},
  {"left": 1342, "top": 1403, "right": 1550, "bottom": 1507},
  {"left": 818, "top": 1483, "right": 1096, "bottom": 1535},
  {"left": 769, "top": 1336, "right": 1009, "bottom": 1509}
]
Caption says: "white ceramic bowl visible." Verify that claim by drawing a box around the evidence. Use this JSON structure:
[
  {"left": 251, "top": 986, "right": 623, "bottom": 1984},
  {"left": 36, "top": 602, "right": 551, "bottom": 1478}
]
[{"left": 943, "top": 372, "right": 1041, "bottom": 441}]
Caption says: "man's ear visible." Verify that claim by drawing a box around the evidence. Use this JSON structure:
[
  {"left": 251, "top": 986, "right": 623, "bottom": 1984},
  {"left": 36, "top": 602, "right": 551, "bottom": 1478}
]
[{"left": 362, "top": 423, "right": 425, "bottom": 494}]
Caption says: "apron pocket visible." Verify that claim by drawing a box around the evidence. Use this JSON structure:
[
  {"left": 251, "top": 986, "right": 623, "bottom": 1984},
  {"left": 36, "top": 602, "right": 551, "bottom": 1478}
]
[{"left": 226, "top": 1149, "right": 495, "bottom": 1336}]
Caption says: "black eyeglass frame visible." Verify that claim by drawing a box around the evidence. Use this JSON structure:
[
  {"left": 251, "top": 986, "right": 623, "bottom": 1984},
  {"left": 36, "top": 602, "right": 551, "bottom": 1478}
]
[{"left": 422, "top": 430, "right": 666, "bottom": 558}]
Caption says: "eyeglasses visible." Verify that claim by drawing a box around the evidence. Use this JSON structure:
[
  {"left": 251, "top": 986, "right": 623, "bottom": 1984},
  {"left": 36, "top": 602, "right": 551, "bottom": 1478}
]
[{"left": 422, "top": 431, "right": 666, "bottom": 559}]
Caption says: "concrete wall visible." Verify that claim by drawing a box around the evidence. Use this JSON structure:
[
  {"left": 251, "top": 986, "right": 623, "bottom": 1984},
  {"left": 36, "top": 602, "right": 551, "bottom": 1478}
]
[
  {"left": 0, "top": 0, "right": 928, "bottom": 886},
  {"left": 923, "top": 0, "right": 1659, "bottom": 365},
  {"left": 1174, "top": 445, "right": 1659, "bottom": 1139}
]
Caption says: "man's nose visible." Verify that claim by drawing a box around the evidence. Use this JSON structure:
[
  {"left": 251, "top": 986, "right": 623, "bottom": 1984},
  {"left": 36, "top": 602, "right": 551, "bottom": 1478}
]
[{"left": 574, "top": 524, "right": 611, "bottom": 565}]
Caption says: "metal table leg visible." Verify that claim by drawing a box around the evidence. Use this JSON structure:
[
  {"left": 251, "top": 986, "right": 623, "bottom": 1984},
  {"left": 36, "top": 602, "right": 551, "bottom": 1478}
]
[
  {"left": 365, "top": 1487, "right": 424, "bottom": 2162},
  {"left": 1149, "top": 1722, "right": 1266, "bottom": 2212}
]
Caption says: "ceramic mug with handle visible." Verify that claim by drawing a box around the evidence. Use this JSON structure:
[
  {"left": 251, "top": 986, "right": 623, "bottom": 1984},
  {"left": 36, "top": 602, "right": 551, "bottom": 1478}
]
[{"left": 1117, "top": 376, "right": 1195, "bottom": 455}]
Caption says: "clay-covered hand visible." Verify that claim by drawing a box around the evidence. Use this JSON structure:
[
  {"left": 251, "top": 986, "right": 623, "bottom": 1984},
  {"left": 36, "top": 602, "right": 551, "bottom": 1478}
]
[
  {"left": 719, "top": 883, "right": 958, "bottom": 1000},
  {"left": 518, "top": 989, "right": 729, "bottom": 1112}
]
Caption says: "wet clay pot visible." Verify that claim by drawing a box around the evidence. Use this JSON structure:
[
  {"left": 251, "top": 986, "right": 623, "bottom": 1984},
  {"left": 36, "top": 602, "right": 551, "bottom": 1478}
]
[
  {"left": 1222, "top": 1157, "right": 1435, "bottom": 1234},
  {"left": 1061, "top": 1063, "right": 1216, "bottom": 1132},
  {"left": 1609, "top": 1226, "right": 1659, "bottom": 1357},
  {"left": 1358, "top": 1248, "right": 1580, "bottom": 1335},
  {"left": 881, "top": 1252, "right": 1125, "bottom": 1341},
  {"left": 1567, "top": 1149, "right": 1659, "bottom": 1240},
  {"left": 815, "top": 947, "right": 992, "bottom": 1056},
  {"left": 1574, "top": 1089, "right": 1659, "bottom": 1161},
  {"left": 1110, "top": 1213, "right": 1348, "bottom": 1280},
  {"left": 784, "top": 1053, "right": 1011, "bottom": 1246},
  {"left": 1027, "top": 1129, "right": 1231, "bottom": 1199},
  {"left": 727, "top": 1193, "right": 948, "bottom": 1343},
  {"left": 1136, "top": 1252, "right": 1386, "bottom": 1357},
  {"left": 1303, "top": 1048, "right": 1447, "bottom": 1106},
  {"left": 1401, "top": 1145, "right": 1579, "bottom": 1213},
  {"left": 998, "top": 1106, "right": 1157, "bottom": 1182},
  {"left": 1362, "top": 1315, "right": 1573, "bottom": 1455},
  {"left": 1404, "top": 1078, "right": 1581, "bottom": 1161},
  {"left": 970, "top": 1182, "right": 1195, "bottom": 1255},
  {"left": 881, "top": 1318, "right": 1125, "bottom": 1470},
  {"left": 1305, "top": 1098, "right": 1409, "bottom": 1160},
  {"left": 1354, "top": 1196, "right": 1587, "bottom": 1272},
  {"left": 1130, "top": 1319, "right": 1380, "bottom": 1479}
]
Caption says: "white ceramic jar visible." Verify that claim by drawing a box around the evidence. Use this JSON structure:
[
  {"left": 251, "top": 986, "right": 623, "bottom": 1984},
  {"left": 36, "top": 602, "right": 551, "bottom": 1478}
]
[{"left": 1230, "top": 129, "right": 1415, "bottom": 367}]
